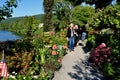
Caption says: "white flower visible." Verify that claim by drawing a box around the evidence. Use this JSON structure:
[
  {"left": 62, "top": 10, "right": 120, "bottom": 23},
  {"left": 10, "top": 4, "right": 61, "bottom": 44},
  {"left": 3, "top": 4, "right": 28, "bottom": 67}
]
[
  {"left": 33, "top": 75, "right": 39, "bottom": 79},
  {"left": 12, "top": 71, "right": 15, "bottom": 74},
  {"left": 15, "top": 72, "right": 17, "bottom": 75},
  {"left": 9, "top": 75, "right": 15, "bottom": 78},
  {"left": 23, "top": 77, "right": 26, "bottom": 79}
]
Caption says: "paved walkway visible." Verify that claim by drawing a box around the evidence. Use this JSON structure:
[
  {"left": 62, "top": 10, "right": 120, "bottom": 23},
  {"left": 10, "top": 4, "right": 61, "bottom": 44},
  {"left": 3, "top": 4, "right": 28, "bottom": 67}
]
[{"left": 52, "top": 45, "right": 105, "bottom": 80}]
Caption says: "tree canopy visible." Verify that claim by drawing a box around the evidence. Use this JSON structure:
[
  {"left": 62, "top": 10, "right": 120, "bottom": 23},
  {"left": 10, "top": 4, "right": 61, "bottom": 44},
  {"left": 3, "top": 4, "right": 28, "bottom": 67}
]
[
  {"left": 65, "top": 0, "right": 116, "bottom": 9},
  {"left": 0, "top": 0, "right": 19, "bottom": 21},
  {"left": 72, "top": 6, "right": 95, "bottom": 26},
  {"left": 65, "top": 0, "right": 84, "bottom": 6},
  {"left": 89, "top": 4, "right": 120, "bottom": 30},
  {"left": 53, "top": 0, "right": 72, "bottom": 29}
]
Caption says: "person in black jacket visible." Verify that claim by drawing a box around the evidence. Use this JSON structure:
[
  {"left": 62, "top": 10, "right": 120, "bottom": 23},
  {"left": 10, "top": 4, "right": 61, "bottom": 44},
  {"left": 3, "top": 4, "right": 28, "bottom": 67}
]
[
  {"left": 66, "top": 23, "right": 75, "bottom": 52},
  {"left": 74, "top": 25, "right": 79, "bottom": 47}
]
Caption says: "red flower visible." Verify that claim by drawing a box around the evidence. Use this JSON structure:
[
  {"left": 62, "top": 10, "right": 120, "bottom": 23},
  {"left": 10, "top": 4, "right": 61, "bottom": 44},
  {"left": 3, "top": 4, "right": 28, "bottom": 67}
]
[
  {"left": 52, "top": 44, "right": 57, "bottom": 50},
  {"left": 52, "top": 51, "right": 57, "bottom": 55}
]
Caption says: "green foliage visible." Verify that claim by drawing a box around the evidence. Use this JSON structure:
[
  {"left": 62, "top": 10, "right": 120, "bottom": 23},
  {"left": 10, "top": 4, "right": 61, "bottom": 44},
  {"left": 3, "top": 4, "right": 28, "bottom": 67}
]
[
  {"left": 0, "top": 14, "right": 44, "bottom": 24},
  {"left": 0, "top": 15, "right": 39, "bottom": 37},
  {"left": 0, "top": 0, "right": 19, "bottom": 21},
  {"left": 90, "top": 4, "right": 120, "bottom": 30},
  {"left": 38, "top": 48, "right": 47, "bottom": 64},
  {"left": 53, "top": 0, "right": 71, "bottom": 21},
  {"left": 22, "top": 16, "right": 39, "bottom": 36},
  {"left": 65, "top": 0, "right": 114, "bottom": 9},
  {"left": 102, "top": 63, "right": 115, "bottom": 79},
  {"left": 85, "top": 0, "right": 113, "bottom": 9},
  {"left": 86, "top": 35, "right": 96, "bottom": 51},
  {"left": 65, "top": 0, "right": 84, "bottom": 6},
  {"left": 72, "top": 6, "right": 95, "bottom": 26},
  {"left": 53, "top": 0, "right": 72, "bottom": 29},
  {"left": 107, "top": 36, "right": 120, "bottom": 79},
  {"left": 88, "top": 4, "right": 120, "bottom": 80}
]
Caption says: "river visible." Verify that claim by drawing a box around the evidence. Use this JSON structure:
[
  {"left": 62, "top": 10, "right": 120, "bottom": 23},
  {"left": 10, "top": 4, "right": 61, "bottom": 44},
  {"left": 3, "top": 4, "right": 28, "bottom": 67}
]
[{"left": 0, "top": 30, "right": 21, "bottom": 41}]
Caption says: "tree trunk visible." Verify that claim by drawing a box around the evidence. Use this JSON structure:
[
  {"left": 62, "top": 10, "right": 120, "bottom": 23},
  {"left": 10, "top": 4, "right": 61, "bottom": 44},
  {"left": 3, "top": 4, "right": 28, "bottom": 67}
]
[{"left": 43, "top": 0, "right": 54, "bottom": 31}]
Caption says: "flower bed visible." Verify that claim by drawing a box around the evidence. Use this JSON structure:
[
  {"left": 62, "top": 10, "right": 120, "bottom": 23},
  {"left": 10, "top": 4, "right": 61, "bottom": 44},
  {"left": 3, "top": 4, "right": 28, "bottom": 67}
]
[{"left": 0, "top": 30, "right": 68, "bottom": 79}]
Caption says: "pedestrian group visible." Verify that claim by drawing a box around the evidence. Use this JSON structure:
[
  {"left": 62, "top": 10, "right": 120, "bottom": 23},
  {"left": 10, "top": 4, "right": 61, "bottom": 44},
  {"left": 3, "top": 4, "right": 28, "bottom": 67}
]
[{"left": 66, "top": 23, "right": 87, "bottom": 52}]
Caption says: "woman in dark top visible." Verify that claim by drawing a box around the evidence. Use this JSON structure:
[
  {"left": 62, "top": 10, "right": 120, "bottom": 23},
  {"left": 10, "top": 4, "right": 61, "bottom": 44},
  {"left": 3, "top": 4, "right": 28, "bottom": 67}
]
[{"left": 66, "top": 23, "right": 75, "bottom": 52}]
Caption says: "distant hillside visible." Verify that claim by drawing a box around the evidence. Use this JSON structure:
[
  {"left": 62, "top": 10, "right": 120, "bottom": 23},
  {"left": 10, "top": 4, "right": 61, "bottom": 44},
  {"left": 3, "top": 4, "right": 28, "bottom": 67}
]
[{"left": 0, "top": 14, "right": 44, "bottom": 24}]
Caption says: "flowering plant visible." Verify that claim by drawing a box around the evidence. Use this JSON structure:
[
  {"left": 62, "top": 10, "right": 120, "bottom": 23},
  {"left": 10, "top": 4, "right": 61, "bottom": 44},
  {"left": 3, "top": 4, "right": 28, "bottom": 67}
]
[
  {"left": 90, "top": 43, "right": 112, "bottom": 67},
  {"left": 51, "top": 44, "right": 67, "bottom": 62}
]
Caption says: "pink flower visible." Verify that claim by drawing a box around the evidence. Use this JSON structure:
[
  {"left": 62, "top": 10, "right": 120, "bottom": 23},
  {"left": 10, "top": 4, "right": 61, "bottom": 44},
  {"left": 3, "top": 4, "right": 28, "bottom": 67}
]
[
  {"left": 104, "top": 55, "right": 107, "bottom": 58},
  {"left": 57, "top": 58, "right": 61, "bottom": 63},
  {"left": 108, "top": 51, "right": 111, "bottom": 54},
  {"left": 106, "top": 47, "right": 110, "bottom": 50},
  {"left": 95, "top": 48, "right": 98, "bottom": 50},
  {"left": 99, "top": 45, "right": 102, "bottom": 48},
  {"left": 63, "top": 45, "right": 68, "bottom": 49},
  {"left": 101, "top": 43, "right": 106, "bottom": 47},
  {"left": 52, "top": 51, "right": 57, "bottom": 55},
  {"left": 49, "top": 31, "right": 54, "bottom": 35},
  {"left": 107, "top": 59, "right": 110, "bottom": 62},
  {"left": 52, "top": 44, "right": 57, "bottom": 50},
  {"left": 96, "top": 54, "right": 99, "bottom": 56},
  {"left": 99, "top": 43, "right": 106, "bottom": 48},
  {"left": 95, "top": 59, "right": 98, "bottom": 61}
]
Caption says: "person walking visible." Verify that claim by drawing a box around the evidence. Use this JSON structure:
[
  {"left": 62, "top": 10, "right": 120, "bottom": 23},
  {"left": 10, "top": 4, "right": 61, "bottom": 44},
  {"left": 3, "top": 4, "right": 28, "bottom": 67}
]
[
  {"left": 74, "top": 25, "right": 79, "bottom": 47},
  {"left": 81, "top": 26, "right": 87, "bottom": 46},
  {"left": 66, "top": 23, "right": 75, "bottom": 52}
]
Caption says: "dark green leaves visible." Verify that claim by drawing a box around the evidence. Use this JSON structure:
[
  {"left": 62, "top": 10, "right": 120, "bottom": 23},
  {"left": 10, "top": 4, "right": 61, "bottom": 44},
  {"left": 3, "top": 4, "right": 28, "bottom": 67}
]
[{"left": 0, "top": 0, "right": 19, "bottom": 21}]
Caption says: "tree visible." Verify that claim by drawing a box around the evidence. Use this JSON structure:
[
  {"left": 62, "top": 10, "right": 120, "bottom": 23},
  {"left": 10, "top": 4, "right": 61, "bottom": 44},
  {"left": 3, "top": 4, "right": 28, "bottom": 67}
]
[
  {"left": 53, "top": 0, "right": 72, "bottom": 29},
  {"left": 65, "top": 0, "right": 84, "bottom": 6},
  {"left": 43, "top": 0, "right": 54, "bottom": 31},
  {"left": 65, "top": 0, "right": 114, "bottom": 9},
  {"left": 22, "top": 16, "right": 39, "bottom": 36},
  {"left": 89, "top": 4, "right": 120, "bottom": 31},
  {"left": 117, "top": 0, "right": 120, "bottom": 3},
  {"left": 72, "top": 6, "right": 95, "bottom": 26},
  {"left": 85, "top": 0, "right": 113, "bottom": 9},
  {"left": 0, "top": 0, "right": 19, "bottom": 21}
]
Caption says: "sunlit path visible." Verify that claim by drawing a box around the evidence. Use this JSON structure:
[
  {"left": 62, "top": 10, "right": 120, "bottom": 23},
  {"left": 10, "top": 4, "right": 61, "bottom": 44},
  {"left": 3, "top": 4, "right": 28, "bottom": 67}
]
[{"left": 52, "top": 45, "right": 105, "bottom": 80}]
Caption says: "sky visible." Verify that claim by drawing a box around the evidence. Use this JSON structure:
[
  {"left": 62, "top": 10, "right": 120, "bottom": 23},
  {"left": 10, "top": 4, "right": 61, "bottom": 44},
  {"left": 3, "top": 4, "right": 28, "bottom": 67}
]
[
  {"left": 0, "top": 0, "right": 44, "bottom": 17},
  {"left": 0, "top": 0, "right": 117, "bottom": 18},
  {"left": 13, "top": 0, "right": 44, "bottom": 17}
]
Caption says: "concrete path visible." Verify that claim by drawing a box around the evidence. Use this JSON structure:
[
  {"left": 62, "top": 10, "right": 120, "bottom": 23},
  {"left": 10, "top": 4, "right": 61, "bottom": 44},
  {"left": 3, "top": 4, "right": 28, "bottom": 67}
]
[{"left": 52, "top": 45, "right": 105, "bottom": 80}]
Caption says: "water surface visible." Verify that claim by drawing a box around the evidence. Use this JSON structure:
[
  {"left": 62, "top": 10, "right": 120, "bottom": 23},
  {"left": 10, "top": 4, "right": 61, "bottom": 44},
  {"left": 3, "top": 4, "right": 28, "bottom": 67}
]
[{"left": 0, "top": 30, "right": 21, "bottom": 41}]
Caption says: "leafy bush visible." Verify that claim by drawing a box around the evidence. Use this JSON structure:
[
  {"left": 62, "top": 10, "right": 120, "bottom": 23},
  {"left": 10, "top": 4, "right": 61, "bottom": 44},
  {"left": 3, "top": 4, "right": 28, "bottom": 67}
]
[
  {"left": 106, "top": 36, "right": 120, "bottom": 79},
  {"left": 86, "top": 35, "right": 96, "bottom": 51},
  {"left": 89, "top": 4, "right": 120, "bottom": 30},
  {"left": 90, "top": 43, "right": 112, "bottom": 68},
  {"left": 72, "top": 6, "right": 95, "bottom": 26}
]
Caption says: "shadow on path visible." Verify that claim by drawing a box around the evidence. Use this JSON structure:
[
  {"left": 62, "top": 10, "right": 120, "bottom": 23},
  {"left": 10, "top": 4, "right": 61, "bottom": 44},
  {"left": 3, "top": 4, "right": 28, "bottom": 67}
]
[{"left": 68, "top": 57, "right": 105, "bottom": 80}]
